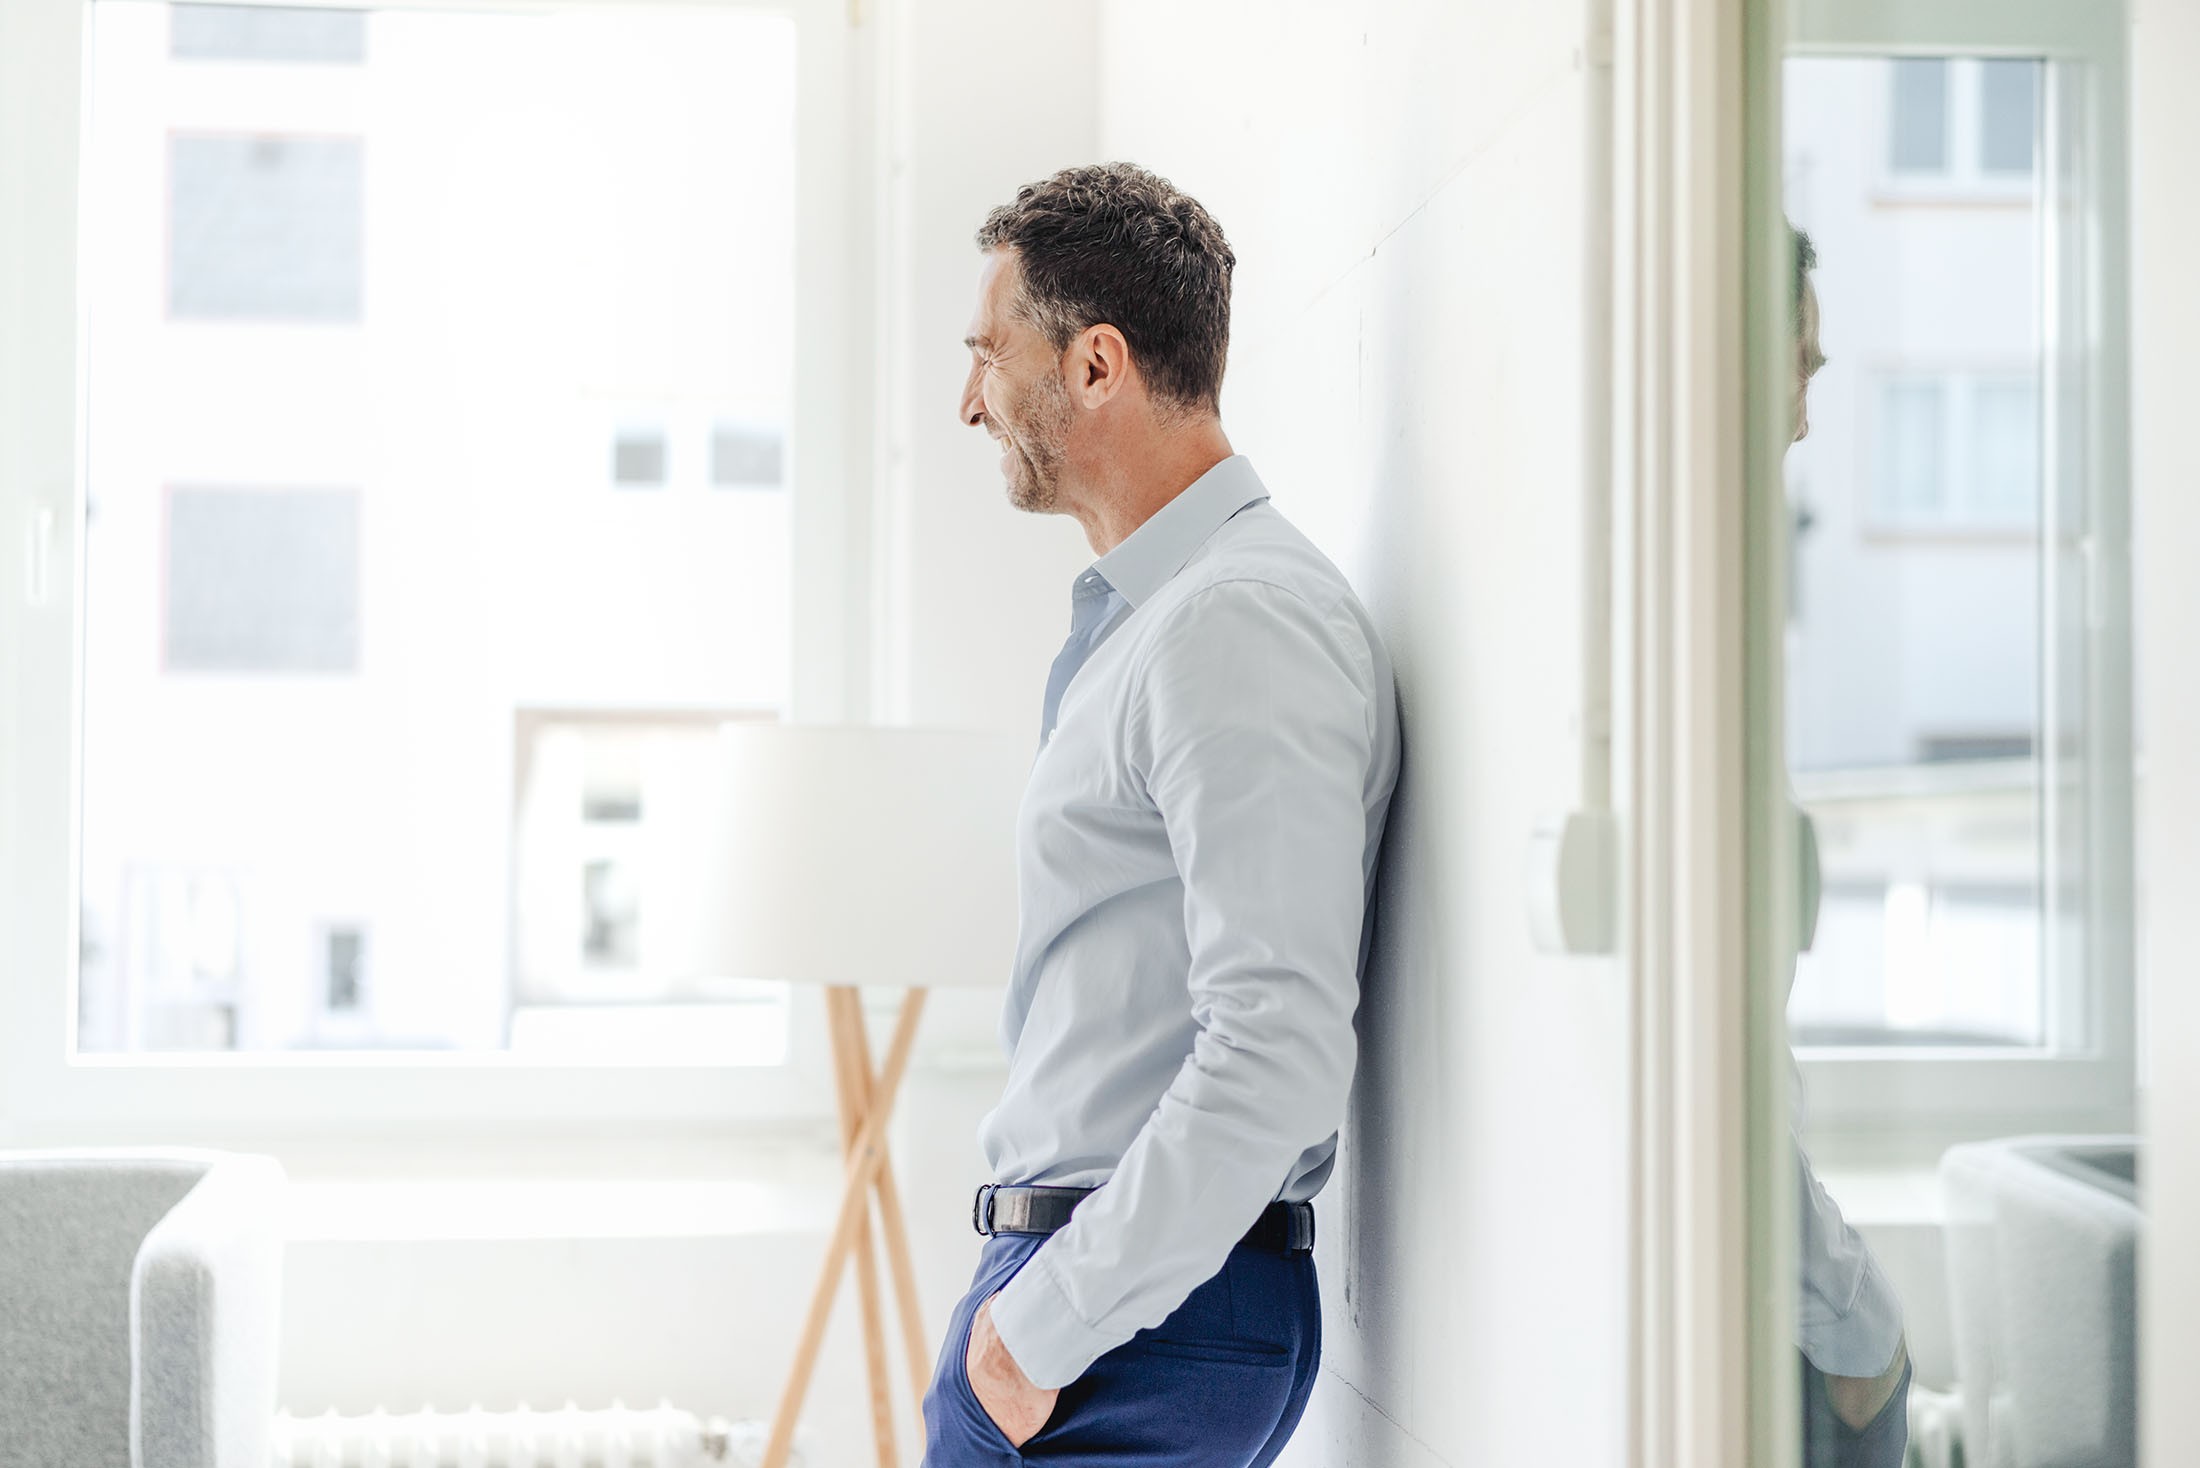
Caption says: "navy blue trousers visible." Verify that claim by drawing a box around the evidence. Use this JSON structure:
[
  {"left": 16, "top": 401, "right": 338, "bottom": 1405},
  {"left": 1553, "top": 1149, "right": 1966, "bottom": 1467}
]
[
  {"left": 1800, "top": 1351, "right": 1912, "bottom": 1468},
  {"left": 921, "top": 1230, "right": 1321, "bottom": 1467}
]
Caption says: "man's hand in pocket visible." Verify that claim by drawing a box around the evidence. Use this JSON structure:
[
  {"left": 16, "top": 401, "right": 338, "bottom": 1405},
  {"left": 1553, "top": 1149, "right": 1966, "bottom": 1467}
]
[{"left": 966, "top": 1293, "right": 1060, "bottom": 1448}]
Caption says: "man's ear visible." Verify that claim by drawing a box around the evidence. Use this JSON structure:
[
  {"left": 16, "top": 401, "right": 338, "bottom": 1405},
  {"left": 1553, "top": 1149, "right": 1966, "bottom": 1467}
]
[{"left": 1071, "top": 323, "right": 1133, "bottom": 410}]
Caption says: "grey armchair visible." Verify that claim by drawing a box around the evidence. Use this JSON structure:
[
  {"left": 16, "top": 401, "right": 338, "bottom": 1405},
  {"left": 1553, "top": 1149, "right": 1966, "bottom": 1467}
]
[
  {"left": 0, "top": 1150, "right": 286, "bottom": 1468},
  {"left": 1940, "top": 1135, "right": 2140, "bottom": 1468}
]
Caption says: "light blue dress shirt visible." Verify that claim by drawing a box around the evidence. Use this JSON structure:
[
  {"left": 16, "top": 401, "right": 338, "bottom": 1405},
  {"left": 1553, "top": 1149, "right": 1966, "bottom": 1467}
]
[
  {"left": 1794, "top": 1073, "right": 1907, "bottom": 1377},
  {"left": 982, "top": 455, "right": 1402, "bottom": 1390},
  {"left": 1783, "top": 817, "right": 1905, "bottom": 1379}
]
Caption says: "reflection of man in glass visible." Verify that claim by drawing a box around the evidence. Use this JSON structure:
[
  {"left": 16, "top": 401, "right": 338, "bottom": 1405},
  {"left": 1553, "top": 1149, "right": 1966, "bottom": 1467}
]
[{"left": 1789, "top": 223, "right": 1913, "bottom": 1468}]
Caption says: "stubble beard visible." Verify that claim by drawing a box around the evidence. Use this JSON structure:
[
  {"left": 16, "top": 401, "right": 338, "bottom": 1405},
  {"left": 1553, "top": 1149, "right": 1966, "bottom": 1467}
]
[{"left": 1001, "top": 371, "right": 1073, "bottom": 515}]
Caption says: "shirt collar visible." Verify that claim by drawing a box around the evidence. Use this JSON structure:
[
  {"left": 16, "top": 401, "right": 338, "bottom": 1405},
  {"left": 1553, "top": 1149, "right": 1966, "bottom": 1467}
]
[{"left": 1088, "top": 455, "right": 1270, "bottom": 609}]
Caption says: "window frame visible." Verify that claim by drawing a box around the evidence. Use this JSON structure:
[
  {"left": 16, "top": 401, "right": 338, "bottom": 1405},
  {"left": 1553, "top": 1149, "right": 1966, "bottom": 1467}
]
[
  {"left": 1784, "top": 0, "right": 2136, "bottom": 1143},
  {"left": 0, "top": 0, "right": 872, "bottom": 1137}
]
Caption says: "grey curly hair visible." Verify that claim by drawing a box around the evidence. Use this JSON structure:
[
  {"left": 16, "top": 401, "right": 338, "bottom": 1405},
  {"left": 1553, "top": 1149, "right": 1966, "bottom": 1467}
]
[{"left": 975, "top": 162, "right": 1235, "bottom": 416}]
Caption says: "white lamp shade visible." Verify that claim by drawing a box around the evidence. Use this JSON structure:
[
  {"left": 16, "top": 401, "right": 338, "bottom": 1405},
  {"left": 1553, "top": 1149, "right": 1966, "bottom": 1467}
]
[{"left": 662, "top": 724, "right": 1030, "bottom": 990}]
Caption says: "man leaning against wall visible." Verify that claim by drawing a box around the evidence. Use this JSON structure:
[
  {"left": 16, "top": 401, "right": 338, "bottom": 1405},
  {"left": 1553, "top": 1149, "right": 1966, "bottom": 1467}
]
[{"left": 916, "top": 162, "right": 1402, "bottom": 1468}]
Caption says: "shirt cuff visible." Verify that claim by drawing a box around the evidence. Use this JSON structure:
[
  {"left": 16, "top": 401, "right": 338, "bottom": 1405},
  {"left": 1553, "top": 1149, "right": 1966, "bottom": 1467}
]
[
  {"left": 985, "top": 1246, "right": 1118, "bottom": 1390},
  {"left": 1797, "top": 1254, "right": 1907, "bottom": 1378}
]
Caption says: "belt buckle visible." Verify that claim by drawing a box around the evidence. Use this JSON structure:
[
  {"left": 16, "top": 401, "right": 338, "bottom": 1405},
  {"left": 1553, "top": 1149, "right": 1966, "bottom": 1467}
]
[{"left": 972, "top": 1183, "right": 999, "bottom": 1236}]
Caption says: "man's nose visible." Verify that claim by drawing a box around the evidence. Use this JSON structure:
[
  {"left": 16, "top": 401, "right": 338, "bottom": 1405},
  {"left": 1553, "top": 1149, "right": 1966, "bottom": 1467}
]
[{"left": 959, "top": 371, "right": 985, "bottom": 430}]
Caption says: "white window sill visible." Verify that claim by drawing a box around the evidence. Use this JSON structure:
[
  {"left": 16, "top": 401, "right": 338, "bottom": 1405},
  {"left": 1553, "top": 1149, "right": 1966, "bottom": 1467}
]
[{"left": 1811, "top": 1162, "right": 1946, "bottom": 1228}]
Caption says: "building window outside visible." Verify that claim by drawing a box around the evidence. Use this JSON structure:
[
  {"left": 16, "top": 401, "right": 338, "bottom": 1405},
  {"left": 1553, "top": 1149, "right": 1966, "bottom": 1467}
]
[
  {"left": 1889, "top": 58, "right": 1948, "bottom": 172},
  {"left": 1869, "top": 371, "right": 2038, "bottom": 532},
  {"left": 602, "top": 417, "right": 790, "bottom": 493},
  {"left": 1874, "top": 377, "right": 1947, "bottom": 523},
  {"left": 509, "top": 713, "right": 791, "bottom": 1066},
  {"left": 163, "top": 485, "right": 362, "bottom": 673},
  {"left": 1978, "top": 59, "right": 2037, "bottom": 175},
  {"left": 1885, "top": 57, "right": 2037, "bottom": 188},
  {"left": 611, "top": 428, "right": 668, "bottom": 488},
  {"left": 168, "top": 133, "right": 363, "bottom": 321},
  {"left": 710, "top": 422, "right": 787, "bottom": 490},
  {"left": 324, "top": 926, "right": 366, "bottom": 1013},
  {"left": 77, "top": 1, "right": 799, "bottom": 1060},
  {"left": 170, "top": 4, "right": 366, "bottom": 64}
]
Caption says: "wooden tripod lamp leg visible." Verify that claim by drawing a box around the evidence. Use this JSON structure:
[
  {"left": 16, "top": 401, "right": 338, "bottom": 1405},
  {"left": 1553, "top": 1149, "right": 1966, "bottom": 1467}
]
[
  {"left": 759, "top": 988, "right": 930, "bottom": 1468},
  {"left": 826, "top": 988, "right": 899, "bottom": 1468},
  {"left": 843, "top": 988, "right": 934, "bottom": 1417}
]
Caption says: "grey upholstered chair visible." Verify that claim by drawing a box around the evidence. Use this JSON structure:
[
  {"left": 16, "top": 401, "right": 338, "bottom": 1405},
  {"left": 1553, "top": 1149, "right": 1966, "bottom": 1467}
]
[
  {"left": 1940, "top": 1135, "right": 2140, "bottom": 1468},
  {"left": 0, "top": 1150, "right": 286, "bottom": 1468}
]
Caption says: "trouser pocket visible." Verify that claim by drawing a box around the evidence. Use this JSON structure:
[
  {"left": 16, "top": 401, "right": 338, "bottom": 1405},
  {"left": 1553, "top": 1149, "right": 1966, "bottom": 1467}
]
[
  {"left": 1012, "top": 1248, "right": 1315, "bottom": 1468},
  {"left": 922, "top": 1238, "right": 1044, "bottom": 1466}
]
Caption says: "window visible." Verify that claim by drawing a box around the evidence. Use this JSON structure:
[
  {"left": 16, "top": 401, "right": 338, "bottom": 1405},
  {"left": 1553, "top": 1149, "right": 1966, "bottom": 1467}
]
[
  {"left": 323, "top": 926, "right": 366, "bottom": 1013},
  {"left": 1882, "top": 57, "right": 2036, "bottom": 190},
  {"left": 95, "top": 865, "right": 248, "bottom": 1052},
  {"left": 1802, "top": 878, "right": 2041, "bottom": 1046},
  {"left": 170, "top": 4, "right": 365, "bottom": 63},
  {"left": 162, "top": 485, "right": 361, "bottom": 672},
  {"left": 1791, "top": 61, "right": 2046, "bottom": 1056},
  {"left": 581, "top": 860, "right": 640, "bottom": 967},
  {"left": 1868, "top": 372, "right": 2037, "bottom": 531},
  {"left": 1783, "top": 40, "right": 2132, "bottom": 1130},
  {"left": 611, "top": 428, "right": 669, "bottom": 488},
  {"left": 2, "top": 0, "right": 860, "bottom": 1129},
  {"left": 1889, "top": 59, "right": 1948, "bottom": 171},
  {"left": 80, "top": 0, "right": 799, "bottom": 1059},
  {"left": 1979, "top": 59, "right": 2036, "bottom": 174},
  {"left": 1971, "top": 376, "right": 2039, "bottom": 519},
  {"left": 508, "top": 712, "right": 793, "bottom": 1064},
  {"left": 711, "top": 422, "right": 787, "bottom": 490},
  {"left": 1875, "top": 377, "right": 1946, "bottom": 520},
  {"left": 605, "top": 415, "right": 790, "bottom": 493},
  {"left": 168, "top": 133, "right": 363, "bottom": 321}
]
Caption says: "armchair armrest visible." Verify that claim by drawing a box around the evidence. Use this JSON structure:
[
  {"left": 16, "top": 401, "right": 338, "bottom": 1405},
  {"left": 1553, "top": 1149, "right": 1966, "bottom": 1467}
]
[{"left": 131, "top": 1155, "right": 287, "bottom": 1468}]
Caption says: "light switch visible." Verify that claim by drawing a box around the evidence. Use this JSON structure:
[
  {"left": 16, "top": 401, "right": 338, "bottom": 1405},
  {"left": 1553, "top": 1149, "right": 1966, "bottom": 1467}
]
[{"left": 1527, "top": 808, "right": 1618, "bottom": 955}]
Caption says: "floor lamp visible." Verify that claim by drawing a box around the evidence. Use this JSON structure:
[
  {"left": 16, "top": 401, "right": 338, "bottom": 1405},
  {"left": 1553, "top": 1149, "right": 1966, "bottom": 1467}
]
[{"left": 680, "top": 724, "right": 1029, "bottom": 1468}]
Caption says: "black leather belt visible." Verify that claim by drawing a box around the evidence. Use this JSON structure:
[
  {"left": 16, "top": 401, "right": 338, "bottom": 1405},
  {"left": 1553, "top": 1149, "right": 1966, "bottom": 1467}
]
[{"left": 972, "top": 1184, "right": 1315, "bottom": 1254}]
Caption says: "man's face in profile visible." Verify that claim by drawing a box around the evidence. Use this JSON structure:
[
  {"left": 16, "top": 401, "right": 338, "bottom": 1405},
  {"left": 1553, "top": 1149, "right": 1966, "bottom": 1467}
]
[
  {"left": 1793, "top": 274, "right": 1826, "bottom": 446},
  {"left": 962, "top": 250, "right": 1075, "bottom": 514}
]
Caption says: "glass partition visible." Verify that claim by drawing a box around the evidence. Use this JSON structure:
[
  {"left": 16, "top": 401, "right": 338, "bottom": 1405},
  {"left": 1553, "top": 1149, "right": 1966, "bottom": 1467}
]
[{"left": 1756, "top": 6, "right": 2139, "bottom": 1468}]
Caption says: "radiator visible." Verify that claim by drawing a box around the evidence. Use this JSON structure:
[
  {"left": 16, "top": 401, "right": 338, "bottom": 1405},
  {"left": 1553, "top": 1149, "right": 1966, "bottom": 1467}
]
[{"left": 270, "top": 1402, "right": 804, "bottom": 1468}]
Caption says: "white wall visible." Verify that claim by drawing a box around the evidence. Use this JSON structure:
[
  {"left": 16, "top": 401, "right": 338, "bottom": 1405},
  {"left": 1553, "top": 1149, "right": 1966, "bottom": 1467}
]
[
  {"left": 1097, "top": 6, "right": 1628, "bottom": 1464},
  {"left": 868, "top": 0, "right": 1102, "bottom": 1062},
  {"left": 872, "top": 0, "right": 1098, "bottom": 738}
]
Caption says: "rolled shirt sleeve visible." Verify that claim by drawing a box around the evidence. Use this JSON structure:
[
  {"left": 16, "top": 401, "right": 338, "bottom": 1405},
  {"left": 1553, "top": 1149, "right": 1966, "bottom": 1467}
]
[
  {"left": 1794, "top": 1054, "right": 1906, "bottom": 1376},
  {"left": 986, "top": 578, "right": 1380, "bottom": 1389}
]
